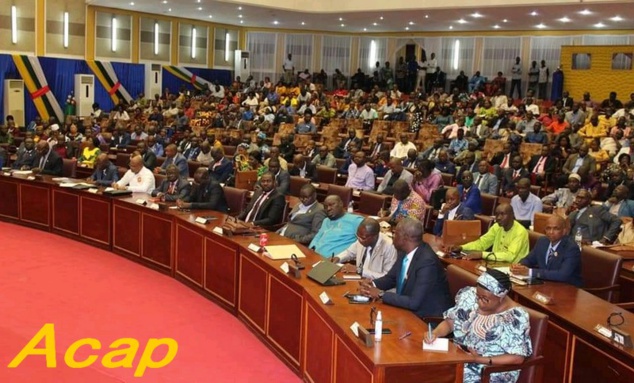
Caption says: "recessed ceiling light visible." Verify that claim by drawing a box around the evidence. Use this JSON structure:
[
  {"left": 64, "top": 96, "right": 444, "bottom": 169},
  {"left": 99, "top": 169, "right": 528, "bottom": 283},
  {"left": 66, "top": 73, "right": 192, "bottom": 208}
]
[
  {"left": 340, "top": 24, "right": 345, "bottom": 27},
  {"left": 130, "top": 2, "right": 134, "bottom": 5},
  {"left": 530, "top": 11, "right": 538, "bottom": 16},
  {"left": 558, "top": 17, "right": 571, "bottom": 23},
  {"left": 611, "top": 16, "right": 623, "bottom": 22},
  {"left": 301, "top": 21, "right": 305, "bottom": 25},
  {"left": 472, "top": 12, "right": 483, "bottom": 18},
  {"left": 196, "top": 0, "right": 200, "bottom": 2},
  {"left": 594, "top": 22, "right": 605, "bottom": 28},
  {"left": 405, "top": 27, "right": 409, "bottom": 31},
  {"left": 339, "top": 17, "right": 343, "bottom": 21},
  {"left": 273, "top": 20, "right": 279, "bottom": 25},
  {"left": 239, "top": 20, "right": 243, "bottom": 24},
  {"left": 535, "top": 23, "right": 547, "bottom": 29},
  {"left": 208, "top": 15, "right": 212, "bottom": 18},
  {"left": 449, "top": 25, "right": 453, "bottom": 30},
  {"left": 162, "top": 0, "right": 167, "bottom": 3},
  {"left": 197, "top": 7, "right": 202, "bottom": 10},
  {"left": 238, "top": 15, "right": 242, "bottom": 18},
  {"left": 579, "top": 9, "right": 592, "bottom": 16},
  {"left": 363, "top": 28, "right": 367, "bottom": 31},
  {"left": 502, "top": 19, "right": 508, "bottom": 23},
  {"left": 493, "top": 25, "right": 500, "bottom": 29},
  {"left": 425, "top": 15, "right": 429, "bottom": 19},
  {"left": 379, "top": 16, "right": 384, "bottom": 20},
  {"left": 408, "top": 21, "right": 414, "bottom": 25},
  {"left": 167, "top": 8, "right": 171, "bottom": 12},
  {"left": 238, "top": 6, "right": 242, "bottom": 10},
  {"left": 373, "top": 22, "right": 377, "bottom": 26},
  {"left": 457, "top": 19, "right": 467, "bottom": 24}
]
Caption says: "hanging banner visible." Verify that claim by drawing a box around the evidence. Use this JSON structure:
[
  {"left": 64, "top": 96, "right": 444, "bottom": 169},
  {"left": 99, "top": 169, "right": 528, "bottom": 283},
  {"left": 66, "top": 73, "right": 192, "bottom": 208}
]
[
  {"left": 163, "top": 65, "right": 213, "bottom": 91},
  {"left": 12, "top": 55, "right": 64, "bottom": 123},
  {"left": 86, "top": 60, "right": 133, "bottom": 105}
]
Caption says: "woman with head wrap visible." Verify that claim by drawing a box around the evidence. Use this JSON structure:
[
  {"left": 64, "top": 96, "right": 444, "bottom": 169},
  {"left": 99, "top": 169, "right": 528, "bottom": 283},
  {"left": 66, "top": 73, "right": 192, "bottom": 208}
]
[{"left": 425, "top": 269, "right": 532, "bottom": 383}]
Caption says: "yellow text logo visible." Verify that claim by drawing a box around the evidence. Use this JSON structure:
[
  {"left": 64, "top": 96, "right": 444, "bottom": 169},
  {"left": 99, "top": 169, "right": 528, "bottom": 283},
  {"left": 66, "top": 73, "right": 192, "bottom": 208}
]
[{"left": 8, "top": 324, "right": 178, "bottom": 378}]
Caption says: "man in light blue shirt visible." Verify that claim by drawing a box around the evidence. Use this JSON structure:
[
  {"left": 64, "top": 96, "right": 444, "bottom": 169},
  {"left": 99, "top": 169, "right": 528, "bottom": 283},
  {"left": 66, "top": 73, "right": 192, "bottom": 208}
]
[
  {"left": 295, "top": 112, "right": 317, "bottom": 134},
  {"left": 309, "top": 195, "right": 363, "bottom": 258},
  {"left": 345, "top": 151, "right": 376, "bottom": 190}
]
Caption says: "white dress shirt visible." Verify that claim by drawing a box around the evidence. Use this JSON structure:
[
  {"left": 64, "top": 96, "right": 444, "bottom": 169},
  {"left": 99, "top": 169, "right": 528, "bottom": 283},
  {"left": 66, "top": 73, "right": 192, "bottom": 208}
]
[{"left": 117, "top": 166, "right": 156, "bottom": 193}]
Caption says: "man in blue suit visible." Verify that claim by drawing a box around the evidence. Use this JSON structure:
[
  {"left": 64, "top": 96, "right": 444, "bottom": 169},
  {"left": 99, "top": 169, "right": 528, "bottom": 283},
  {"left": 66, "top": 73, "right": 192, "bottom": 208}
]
[
  {"left": 89, "top": 153, "right": 119, "bottom": 186},
  {"left": 603, "top": 185, "right": 634, "bottom": 218},
  {"left": 360, "top": 218, "right": 452, "bottom": 319},
  {"left": 511, "top": 215, "right": 582, "bottom": 287},
  {"left": 433, "top": 188, "right": 475, "bottom": 235},
  {"left": 457, "top": 170, "right": 481, "bottom": 214}
]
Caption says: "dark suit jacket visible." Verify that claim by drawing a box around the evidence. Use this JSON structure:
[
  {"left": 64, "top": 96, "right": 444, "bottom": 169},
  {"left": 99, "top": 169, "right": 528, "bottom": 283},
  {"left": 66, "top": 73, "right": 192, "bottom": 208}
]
[
  {"left": 142, "top": 150, "right": 157, "bottom": 170},
  {"left": 528, "top": 155, "right": 556, "bottom": 175},
  {"left": 558, "top": 97, "right": 574, "bottom": 109},
  {"left": 209, "top": 157, "right": 233, "bottom": 183},
  {"left": 562, "top": 154, "right": 596, "bottom": 175},
  {"left": 568, "top": 205, "right": 622, "bottom": 243},
  {"left": 238, "top": 189, "right": 286, "bottom": 228},
  {"left": 111, "top": 133, "right": 131, "bottom": 149},
  {"left": 33, "top": 149, "right": 63, "bottom": 176},
  {"left": 12, "top": 148, "right": 37, "bottom": 169},
  {"left": 456, "top": 162, "right": 478, "bottom": 184},
  {"left": 457, "top": 184, "right": 482, "bottom": 214},
  {"left": 90, "top": 161, "right": 120, "bottom": 186},
  {"left": 502, "top": 167, "right": 530, "bottom": 192},
  {"left": 373, "top": 243, "right": 453, "bottom": 319},
  {"left": 521, "top": 236, "right": 582, "bottom": 287},
  {"left": 185, "top": 179, "right": 228, "bottom": 212},
  {"left": 433, "top": 204, "right": 475, "bottom": 236},
  {"left": 368, "top": 142, "right": 385, "bottom": 157},
  {"left": 184, "top": 146, "right": 201, "bottom": 161},
  {"left": 289, "top": 162, "right": 317, "bottom": 182},
  {"left": 151, "top": 177, "right": 191, "bottom": 201},
  {"left": 279, "top": 202, "right": 326, "bottom": 244}
]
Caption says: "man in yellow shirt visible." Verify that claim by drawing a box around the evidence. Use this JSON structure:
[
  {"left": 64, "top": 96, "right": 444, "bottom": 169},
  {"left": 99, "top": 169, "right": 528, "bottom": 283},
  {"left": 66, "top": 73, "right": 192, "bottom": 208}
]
[
  {"left": 579, "top": 115, "right": 608, "bottom": 145},
  {"left": 446, "top": 203, "right": 529, "bottom": 263}
]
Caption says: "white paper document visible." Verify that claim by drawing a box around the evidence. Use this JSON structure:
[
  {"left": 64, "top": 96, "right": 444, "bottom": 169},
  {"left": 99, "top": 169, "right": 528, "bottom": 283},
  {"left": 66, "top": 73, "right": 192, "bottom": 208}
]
[{"left": 422, "top": 338, "right": 449, "bottom": 352}]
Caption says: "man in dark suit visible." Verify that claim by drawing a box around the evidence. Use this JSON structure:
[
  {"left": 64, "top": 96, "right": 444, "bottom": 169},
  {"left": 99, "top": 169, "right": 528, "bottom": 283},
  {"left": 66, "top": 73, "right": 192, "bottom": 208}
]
[
  {"left": 32, "top": 140, "right": 63, "bottom": 176},
  {"left": 473, "top": 160, "right": 498, "bottom": 195},
  {"left": 137, "top": 141, "right": 157, "bottom": 170},
  {"left": 568, "top": 189, "right": 621, "bottom": 244},
  {"left": 335, "top": 129, "right": 362, "bottom": 158},
  {"left": 557, "top": 91, "right": 574, "bottom": 110},
  {"left": 457, "top": 171, "right": 481, "bottom": 214},
  {"left": 89, "top": 153, "right": 119, "bottom": 186},
  {"left": 156, "top": 144, "right": 188, "bottom": 178},
  {"left": 238, "top": 172, "right": 286, "bottom": 229},
  {"left": 512, "top": 215, "right": 582, "bottom": 286},
  {"left": 368, "top": 134, "right": 385, "bottom": 161},
  {"left": 151, "top": 164, "right": 191, "bottom": 202},
  {"left": 278, "top": 184, "right": 326, "bottom": 244},
  {"left": 12, "top": 137, "right": 37, "bottom": 169},
  {"left": 502, "top": 155, "right": 529, "bottom": 196},
  {"left": 433, "top": 188, "right": 475, "bottom": 235},
  {"left": 289, "top": 154, "right": 317, "bottom": 182},
  {"left": 209, "top": 147, "right": 233, "bottom": 183},
  {"left": 110, "top": 126, "right": 131, "bottom": 149},
  {"left": 528, "top": 144, "right": 556, "bottom": 184},
  {"left": 360, "top": 217, "right": 452, "bottom": 319},
  {"left": 265, "top": 158, "right": 290, "bottom": 195},
  {"left": 183, "top": 136, "right": 201, "bottom": 161},
  {"left": 561, "top": 145, "right": 596, "bottom": 177},
  {"left": 177, "top": 168, "right": 227, "bottom": 212}
]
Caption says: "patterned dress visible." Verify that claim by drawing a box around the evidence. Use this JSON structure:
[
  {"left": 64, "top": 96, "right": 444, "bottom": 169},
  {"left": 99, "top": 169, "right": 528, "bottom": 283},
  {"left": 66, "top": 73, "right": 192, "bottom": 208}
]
[{"left": 443, "top": 287, "right": 532, "bottom": 383}]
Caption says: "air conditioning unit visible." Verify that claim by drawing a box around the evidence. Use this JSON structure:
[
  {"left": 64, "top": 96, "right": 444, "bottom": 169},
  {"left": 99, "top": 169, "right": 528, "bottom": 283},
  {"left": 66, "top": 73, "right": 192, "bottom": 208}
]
[
  {"left": 74, "top": 74, "right": 95, "bottom": 117},
  {"left": 234, "top": 50, "right": 250, "bottom": 79},
  {"left": 3, "top": 79, "right": 25, "bottom": 127},
  {"left": 145, "top": 63, "right": 162, "bottom": 99}
]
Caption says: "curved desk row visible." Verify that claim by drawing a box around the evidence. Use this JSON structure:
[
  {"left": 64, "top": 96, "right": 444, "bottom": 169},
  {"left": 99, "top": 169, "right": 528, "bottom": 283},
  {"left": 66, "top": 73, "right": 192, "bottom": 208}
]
[{"left": 0, "top": 174, "right": 472, "bottom": 383}]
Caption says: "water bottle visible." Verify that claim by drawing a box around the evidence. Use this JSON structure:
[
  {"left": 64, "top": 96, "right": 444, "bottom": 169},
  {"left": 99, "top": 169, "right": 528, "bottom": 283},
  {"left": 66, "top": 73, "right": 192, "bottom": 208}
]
[
  {"left": 347, "top": 201, "right": 354, "bottom": 213},
  {"left": 574, "top": 227, "right": 583, "bottom": 249},
  {"left": 374, "top": 310, "right": 383, "bottom": 342}
]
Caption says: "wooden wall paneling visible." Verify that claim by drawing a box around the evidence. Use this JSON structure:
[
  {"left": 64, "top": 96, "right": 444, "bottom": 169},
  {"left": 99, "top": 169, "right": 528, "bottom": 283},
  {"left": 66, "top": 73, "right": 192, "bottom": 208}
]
[
  {"left": 141, "top": 211, "right": 173, "bottom": 270},
  {"left": 303, "top": 300, "right": 334, "bottom": 383},
  {"left": 175, "top": 222, "right": 204, "bottom": 286},
  {"left": 113, "top": 202, "right": 141, "bottom": 257},
  {"left": 238, "top": 253, "right": 268, "bottom": 333},
  {"left": 80, "top": 195, "right": 111, "bottom": 247},
  {"left": 204, "top": 236, "right": 238, "bottom": 308},
  {"left": 267, "top": 274, "right": 303, "bottom": 369},
  {"left": 19, "top": 183, "right": 50, "bottom": 229},
  {"left": 52, "top": 189, "right": 79, "bottom": 236},
  {"left": 0, "top": 179, "right": 20, "bottom": 220}
]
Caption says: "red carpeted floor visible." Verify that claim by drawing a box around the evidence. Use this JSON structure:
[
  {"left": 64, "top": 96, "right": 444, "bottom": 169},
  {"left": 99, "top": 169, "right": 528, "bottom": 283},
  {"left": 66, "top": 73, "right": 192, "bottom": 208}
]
[{"left": 0, "top": 222, "right": 302, "bottom": 383}]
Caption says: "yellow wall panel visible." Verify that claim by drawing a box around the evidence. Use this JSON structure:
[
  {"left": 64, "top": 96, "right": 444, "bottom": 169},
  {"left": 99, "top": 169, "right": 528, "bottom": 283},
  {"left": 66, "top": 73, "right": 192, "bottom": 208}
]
[{"left": 560, "top": 45, "right": 634, "bottom": 101}]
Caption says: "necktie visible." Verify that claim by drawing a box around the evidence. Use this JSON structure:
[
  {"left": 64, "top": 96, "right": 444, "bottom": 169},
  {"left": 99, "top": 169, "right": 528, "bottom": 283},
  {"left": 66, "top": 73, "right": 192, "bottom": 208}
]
[
  {"left": 514, "top": 170, "right": 519, "bottom": 178},
  {"left": 168, "top": 182, "right": 176, "bottom": 194},
  {"left": 501, "top": 155, "right": 509, "bottom": 168},
  {"left": 475, "top": 175, "right": 482, "bottom": 189},
  {"left": 245, "top": 192, "right": 269, "bottom": 222},
  {"left": 39, "top": 156, "right": 45, "bottom": 168},
  {"left": 533, "top": 157, "right": 546, "bottom": 173},
  {"left": 546, "top": 247, "right": 555, "bottom": 266},
  {"left": 359, "top": 246, "right": 371, "bottom": 272},
  {"left": 397, "top": 256, "right": 410, "bottom": 294}
]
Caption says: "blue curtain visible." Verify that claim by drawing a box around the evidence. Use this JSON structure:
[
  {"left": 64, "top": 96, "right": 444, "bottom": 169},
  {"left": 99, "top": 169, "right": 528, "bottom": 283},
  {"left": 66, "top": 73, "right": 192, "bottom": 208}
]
[
  {"left": 109, "top": 61, "right": 145, "bottom": 106},
  {"left": 0, "top": 54, "right": 22, "bottom": 123},
  {"left": 162, "top": 67, "right": 232, "bottom": 94}
]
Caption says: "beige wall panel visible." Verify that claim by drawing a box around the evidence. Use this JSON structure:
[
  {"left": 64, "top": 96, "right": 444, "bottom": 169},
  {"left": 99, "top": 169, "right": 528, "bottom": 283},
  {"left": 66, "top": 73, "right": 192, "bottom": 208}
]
[
  {"left": 95, "top": 11, "right": 131, "bottom": 60},
  {"left": 213, "top": 27, "right": 238, "bottom": 69},
  {"left": 179, "top": 24, "right": 208, "bottom": 66},
  {"left": 140, "top": 17, "right": 170, "bottom": 62}
]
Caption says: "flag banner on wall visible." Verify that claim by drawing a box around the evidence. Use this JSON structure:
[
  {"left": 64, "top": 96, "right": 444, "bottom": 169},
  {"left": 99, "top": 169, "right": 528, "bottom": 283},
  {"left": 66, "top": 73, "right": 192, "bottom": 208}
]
[
  {"left": 86, "top": 60, "right": 133, "bottom": 105},
  {"left": 12, "top": 55, "right": 64, "bottom": 123},
  {"left": 163, "top": 66, "right": 213, "bottom": 91}
]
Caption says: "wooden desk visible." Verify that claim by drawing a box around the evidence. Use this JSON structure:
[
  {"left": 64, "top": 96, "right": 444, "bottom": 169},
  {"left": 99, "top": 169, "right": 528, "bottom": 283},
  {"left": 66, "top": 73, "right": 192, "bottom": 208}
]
[
  {"left": 423, "top": 233, "right": 634, "bottom": 383},
  {"left": 0, "top": 173, "right": 472, "bottom": 383}
]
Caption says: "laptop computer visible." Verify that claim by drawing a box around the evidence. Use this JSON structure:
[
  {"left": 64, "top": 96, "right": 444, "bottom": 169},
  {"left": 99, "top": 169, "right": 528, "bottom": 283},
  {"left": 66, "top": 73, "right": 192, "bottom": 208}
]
[{"left": 308, "top": 261, "right": 345, "bottom": 286}]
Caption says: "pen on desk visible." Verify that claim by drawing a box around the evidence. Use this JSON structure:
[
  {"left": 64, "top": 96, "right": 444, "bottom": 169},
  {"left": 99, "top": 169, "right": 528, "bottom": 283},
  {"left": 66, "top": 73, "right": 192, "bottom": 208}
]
[
  {"left": 427, "top": 323, "right": 433, "bottom": 342},
  {"left": 399, "top": 331, "right": 412, "bottom": 340},
  {"left": 342, "top": 290, "right": 350, "bottom": 297}
]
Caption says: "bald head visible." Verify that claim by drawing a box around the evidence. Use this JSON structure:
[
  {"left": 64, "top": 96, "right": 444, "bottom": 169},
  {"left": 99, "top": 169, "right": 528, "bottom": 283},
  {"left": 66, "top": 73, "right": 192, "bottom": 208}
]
[
  {"left": 393, "top": 218, "right": 423, "bottom": 252},
  {"left": 360, "top": 218, "right": 380, "bottom": 236},
  {"left": 495, "top": 203, "right": 515, "bottom": 230}
]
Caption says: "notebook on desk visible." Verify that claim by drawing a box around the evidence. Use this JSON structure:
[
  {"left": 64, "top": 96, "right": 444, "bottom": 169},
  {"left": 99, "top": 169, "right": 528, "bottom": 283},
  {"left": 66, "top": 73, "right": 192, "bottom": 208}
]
[
  {"left": 308, "top": 261, "right": 344, "bottom": 286},
  {"left": 102, "top": 189, "right": 133, "bottom": 196}
]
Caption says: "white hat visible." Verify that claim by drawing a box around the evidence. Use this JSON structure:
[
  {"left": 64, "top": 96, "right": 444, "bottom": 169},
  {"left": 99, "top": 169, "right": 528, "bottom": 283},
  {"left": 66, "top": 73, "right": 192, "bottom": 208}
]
[{"left": 50, "top": 124, "right": 60, "bottom": 131}]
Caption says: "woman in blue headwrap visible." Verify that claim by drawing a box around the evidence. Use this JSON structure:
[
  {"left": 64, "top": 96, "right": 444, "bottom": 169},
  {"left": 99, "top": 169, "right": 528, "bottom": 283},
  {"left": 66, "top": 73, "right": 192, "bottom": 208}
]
[{"left": 425, "top": 269, "right": 532, "bottom": 383}]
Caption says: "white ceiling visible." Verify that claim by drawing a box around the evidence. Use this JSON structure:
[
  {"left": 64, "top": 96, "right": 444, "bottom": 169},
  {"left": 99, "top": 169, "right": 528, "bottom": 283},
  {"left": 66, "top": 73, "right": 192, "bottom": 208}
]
[{"left": 86, "top": 0, "right": 634, "bottom": 33}]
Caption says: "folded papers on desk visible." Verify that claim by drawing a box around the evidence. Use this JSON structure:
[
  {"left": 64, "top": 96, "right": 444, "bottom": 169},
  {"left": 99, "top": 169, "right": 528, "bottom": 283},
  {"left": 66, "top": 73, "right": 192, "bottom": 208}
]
[{"left": 263, "top": 244, "right": 306, "bottom": 260}]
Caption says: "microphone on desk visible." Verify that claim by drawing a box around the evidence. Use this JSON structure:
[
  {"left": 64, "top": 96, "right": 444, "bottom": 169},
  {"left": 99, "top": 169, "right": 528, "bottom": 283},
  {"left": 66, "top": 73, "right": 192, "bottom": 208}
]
[{"left": 291, "top": 253, "right": 305, "bottom": 270}]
